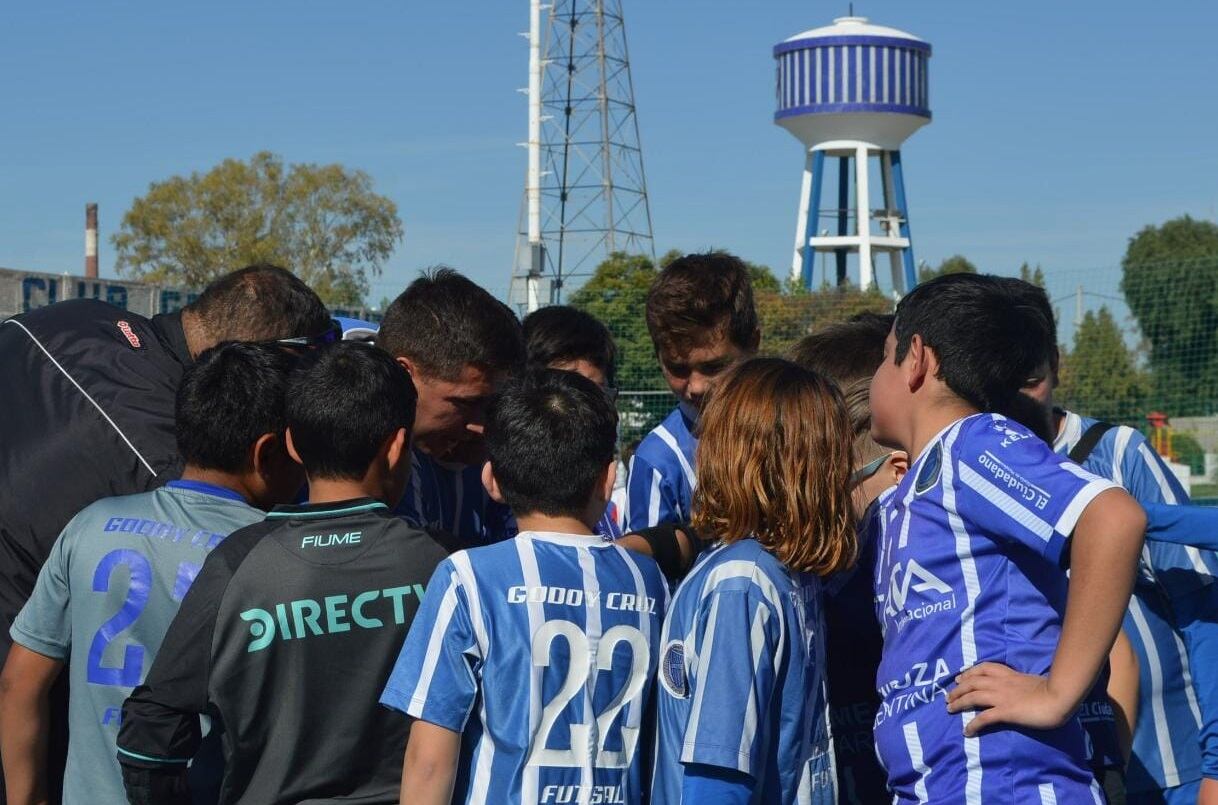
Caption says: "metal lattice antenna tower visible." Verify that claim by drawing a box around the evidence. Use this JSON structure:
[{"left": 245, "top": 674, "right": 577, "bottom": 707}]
[{"left": 510, "top": 0, "right": 656, "bottom": 313}]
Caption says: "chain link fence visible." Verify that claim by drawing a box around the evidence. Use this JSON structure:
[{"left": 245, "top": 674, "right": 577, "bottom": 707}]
[{"left": 563, "top": 257, "right": 1218, "bottom": 504}]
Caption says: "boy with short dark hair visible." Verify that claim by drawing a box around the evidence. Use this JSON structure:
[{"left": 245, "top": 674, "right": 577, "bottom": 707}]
[
  {"left": 382, "top": 369, "right": 668, "bottom": 805},
  {"left": 117, "top": 343, "right": 451, "bottom": 805},
  {"left": 868, "top": 273, "right": 1146, "bottom": 801},
  {"left": 523, "top": 304, "right": 623, "bottom": 537},
  {"left": 378, "top": 268, "right": 525, "bottom": 546},
  {"left": 625, "top": 251, "right": 759, "bottom": 532},
  {"left": 0, "top": 342, "right": 302, "bottom": 805}
]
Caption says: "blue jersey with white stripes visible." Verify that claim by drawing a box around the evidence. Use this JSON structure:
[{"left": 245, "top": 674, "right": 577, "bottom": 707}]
[
  {"left": 1055, "top": 410, "right": 1217, "bottom": 794},
  {"left": 872, "top": 414, "right": 1116, "bottom": 804},
  {"left": 625, "top": 407, "right": 697, "bottom": 530},
  {"left": 381, "top": 531, "right": 668, "bottom": 805},
  {"left": 652, "top": 538, "right": 836, "bottom": 804},
  {"left": 394, "top": 447, "right": 517, "bottom": 547}
]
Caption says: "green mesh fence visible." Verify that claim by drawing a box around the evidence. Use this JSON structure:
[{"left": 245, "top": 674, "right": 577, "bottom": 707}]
[{"left": 558, "top": 254, "right": 1218, "bottom": 503}]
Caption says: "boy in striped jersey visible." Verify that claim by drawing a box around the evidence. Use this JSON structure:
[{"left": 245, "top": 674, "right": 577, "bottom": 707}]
[
  {"left": 623, "top": 252, "right": 759, "bottom": 532},
  {"left": 383, "top": 369, "right": 668, "bottom": 804},
  {"left": 378, "top": 268, "right": 525, "bottom": 547},
  {"left": 1010, "top": 282, "right": 1218, "bottom": 803},
  {"left": 524, "top": 305, "right": 624, "bottom": 539},
  {"left": 868, "top": 274, "right": 1146, "bottom": 803},
  {"left": 651, "top": 358, "right": 858, "bottom": 804}
]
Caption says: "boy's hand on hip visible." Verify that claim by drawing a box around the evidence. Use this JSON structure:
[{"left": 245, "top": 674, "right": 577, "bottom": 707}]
[{"left": 946, "top": 662, "right": 1074, "bottom": 737}]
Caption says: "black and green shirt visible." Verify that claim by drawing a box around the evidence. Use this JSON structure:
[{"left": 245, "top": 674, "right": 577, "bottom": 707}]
[{"left": 117, "top": 498, "right": 451, "bottom": 805}]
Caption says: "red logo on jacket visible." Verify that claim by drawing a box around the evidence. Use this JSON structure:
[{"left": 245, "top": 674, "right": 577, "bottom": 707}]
[{"left": 116, "top": 320, "right": 142, "bottom": 349}]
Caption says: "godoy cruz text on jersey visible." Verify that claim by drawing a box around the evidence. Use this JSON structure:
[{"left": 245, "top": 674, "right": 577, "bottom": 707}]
[
  {"left": 506, "top": 584, "right": 658, "bottom": 614},
  {"left": 241, "top": 584, "right": 425, "bottom": 652}
]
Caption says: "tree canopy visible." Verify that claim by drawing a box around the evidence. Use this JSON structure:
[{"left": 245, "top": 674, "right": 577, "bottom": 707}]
[
  {"left": 1057, "top": 306, "right": 1148, "bottom": 423},
  {"left": 918, "top": 254, "right": 978, "bottom": 283},
  {"left": 1120, "top": 215, "right": 1218, "bottom": 415},
  {"left": 112, "top": 151, "right": 403, "bottom": 306}
]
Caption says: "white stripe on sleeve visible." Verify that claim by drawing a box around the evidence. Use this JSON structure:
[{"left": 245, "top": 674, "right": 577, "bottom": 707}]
[{"left": 406, "top": 571, "right": 462, "bottom": 712}]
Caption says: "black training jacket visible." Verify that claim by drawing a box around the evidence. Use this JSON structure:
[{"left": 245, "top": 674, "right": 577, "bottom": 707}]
[
  {"left": 0, "top": 300, "right": 190, "bottom": 657},
  {"left": 117, "top": 498, "right": 452, "bottom": 805}
]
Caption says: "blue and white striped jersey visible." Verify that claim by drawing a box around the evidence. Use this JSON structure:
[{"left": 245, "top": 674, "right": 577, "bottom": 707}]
[
  {"left": 872, "top": 414, "right": 1116, "bottom": 804},
  {"left": 651, "top": 538, "right": 836, "bottom": 804},
  {"left": 394, "top": 447, "right": 516, "bottom": 547},
  {"left": 625, "top": 407, "right": 697, "bottom": 531},
  {"left": 1055, "top": 410, "right": 1216, "bottom": 794},
  {"left": 381, "top": 531, "right": 669, "bottom": 805}
]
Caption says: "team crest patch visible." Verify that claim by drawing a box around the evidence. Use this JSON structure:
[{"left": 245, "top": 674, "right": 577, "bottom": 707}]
[
  {"left": 915, "top": 442, "right": 942, "bottom": 495},
  {"left": 660, "top": 639, "right": 688, "bottom": 698},
  {"left": 115, "top": 320, "right": 142, "bottom": 349}
]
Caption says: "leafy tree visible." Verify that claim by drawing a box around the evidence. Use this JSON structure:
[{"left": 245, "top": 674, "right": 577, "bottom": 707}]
[
  {"left": 1057, "top": 306, "right": 1148, "bottom": 423},
  {"left": 1120, "top": 215, "right": 1218, "bottom": 416},
  {"left": 112, "top": 151, "right": 403, "bottom": 306},
  {"left": 918, "top": 254, "right": 977, "bottom": 283},
  {"left": 569, "top": 252, "right": 663, "bottom": 394},
  {"left": 1018, "top": 262, "right": 1046, "bottom": 287}
]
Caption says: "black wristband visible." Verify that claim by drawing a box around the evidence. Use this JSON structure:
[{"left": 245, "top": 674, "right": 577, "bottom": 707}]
[{"left": 631, "top": 522, "right": 694, "bottom": 581}]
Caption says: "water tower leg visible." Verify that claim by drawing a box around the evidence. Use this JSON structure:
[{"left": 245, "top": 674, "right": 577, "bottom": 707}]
[
  {"left": 856, "top": 144, "right": 873, "bottom": 291},
  {"left": 801, "top": 150, "right": 825, "bottom": 289},
  {"left": 792, "top": 151, "right": 813, "bottom": 285},
  {"left": 880, "top": 152, "right": 903, "bottom": 292},
  {"left": 835, "top": 156, "right": 849, "bottom": 286},
  {"left": 890, "top": 150, "right": 918, "bottom": 291}
]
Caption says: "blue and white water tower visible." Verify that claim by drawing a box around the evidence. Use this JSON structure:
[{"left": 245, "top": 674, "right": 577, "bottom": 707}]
[{"left": 774, "top": 16, "right": 931, "bottom": 292}]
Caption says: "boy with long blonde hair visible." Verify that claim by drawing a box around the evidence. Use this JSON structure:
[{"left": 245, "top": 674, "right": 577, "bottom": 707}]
[{"left": 651, "top": 357, "right": 856, "bottom": 804}]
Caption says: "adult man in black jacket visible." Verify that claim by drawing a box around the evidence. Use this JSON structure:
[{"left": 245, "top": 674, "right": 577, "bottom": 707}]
[{"left": 0, "top": 263, "right": 331, "bottom": 800}]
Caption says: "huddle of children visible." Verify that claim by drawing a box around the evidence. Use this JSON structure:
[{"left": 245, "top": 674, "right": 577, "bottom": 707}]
[{"left": 1, "top": 252, "right": 1203, "bottom": 804}]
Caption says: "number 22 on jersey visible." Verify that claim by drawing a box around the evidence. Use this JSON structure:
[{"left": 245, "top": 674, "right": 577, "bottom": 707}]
[{"left": 527, "top": 619, "right": 649, "bottom": 770}]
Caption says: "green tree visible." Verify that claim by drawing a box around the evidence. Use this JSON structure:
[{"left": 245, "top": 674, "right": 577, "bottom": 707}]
[
  {"left": 569, "top": 252, "right": 663, "bottom": 393},
  {"left": 1057, "top": 306, "right": 1148, "bottom": 422},
  {"left": 1120, "top": 215, "right": 1218, "bottom": 415},
  {"left": 918, "top": 254, "right": 978, "bottom": 283},
  {"left": 113, "top": 151, "right": 403, "bottom": 306},
  {"left": 1018, "top": 262, "right": 1046, "bottom": 287}
]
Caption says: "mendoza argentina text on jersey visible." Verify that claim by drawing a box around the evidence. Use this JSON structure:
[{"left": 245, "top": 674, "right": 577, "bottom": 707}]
[
  {"left": 381, "top": 531, "right": 669, "bottom": 805},
  {"left": 871, "top": 414, "right": 1117, "bottom": 803},
  {"left": 651, "top": 538, "right": 836, "bottom": 805},
  {"left": 117, "top": 499, "right": 450, "bottom": 805},
  {"left": 1055, "top": 410, "right": 1218, "bottom": 795},
  {"left": 11, "top": 481, "right": 259, "bottom": 805}
]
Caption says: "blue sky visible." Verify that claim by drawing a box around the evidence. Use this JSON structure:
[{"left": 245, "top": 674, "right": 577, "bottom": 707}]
[{"left": 2, "top": 0, "right": 1216, "bottom": 307}]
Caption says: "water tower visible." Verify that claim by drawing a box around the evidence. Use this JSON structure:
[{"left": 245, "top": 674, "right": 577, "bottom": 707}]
[{"left": 774, "top": 16, "right": 931, "bottom": 292}]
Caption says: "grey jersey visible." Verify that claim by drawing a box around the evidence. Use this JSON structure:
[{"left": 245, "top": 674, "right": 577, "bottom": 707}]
[{"left": 11, "top": 481, "right": 260, "bottom": 805}]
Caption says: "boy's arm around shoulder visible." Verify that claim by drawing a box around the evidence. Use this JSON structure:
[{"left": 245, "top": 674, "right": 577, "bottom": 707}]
[{"left": 948, "top": 487, "right": 1145, "bottom": 735}]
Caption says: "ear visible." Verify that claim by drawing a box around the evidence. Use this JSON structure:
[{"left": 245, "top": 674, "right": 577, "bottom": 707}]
[
  {"left": 903, "top": 334, "right": 930, "bottom": 394},
  {"left": 284, "top": 428, "right": 303, "bottom": 465},
  {"left": 251, "top": 433, "right": 280, "bottom": 478},
  {"left": 385, "top": 427, "right": 408, "bottom": 472},
  {"left": 887, "top": 450, "right": 910, "bottom": 484},
  {"left": 481, "top": 461, "right": 506, "bottom": 504},
  {"left": 600, "top": 460, "right": 617, "bottom": 503}
]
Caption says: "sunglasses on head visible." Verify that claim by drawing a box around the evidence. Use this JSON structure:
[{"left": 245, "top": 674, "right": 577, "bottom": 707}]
[
  {"left": 271, "top": 319, "right": 343, "bottom": 349},
  {"left": 851, "top": 452, "right": 894, "bottom": 488}
]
